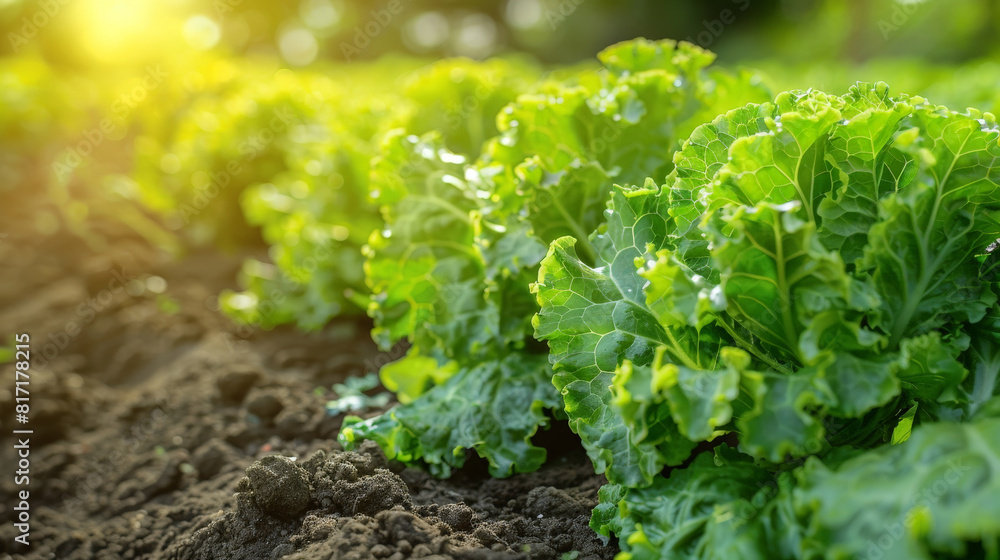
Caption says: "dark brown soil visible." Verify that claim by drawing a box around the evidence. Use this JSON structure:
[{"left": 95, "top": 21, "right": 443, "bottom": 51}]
[{"left": 0, "top": 229, "right": 617, "bottom": 560}]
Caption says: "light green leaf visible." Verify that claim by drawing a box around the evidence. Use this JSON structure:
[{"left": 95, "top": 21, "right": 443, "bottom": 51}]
[
  {"left": 862, "top": 108, "right": 1000, "bottom": 346},
  {"left": 533, "top": 184, "right": 677, "bottom": 486},
  {"left": 711, "top": 89, "right": 844, "bottom": 220},
  {"left": 668, "top": 103, "right": 771, "bottom": 279},
  {"left": 817, "top": 83, "right": 915, "bottom": 263},
  {"left": 890, "top": 404, "right": 917, "bottom": 445},
  {"left": 366, "top": 131, "right": 498, "bottom": 360},
  {"left": 611, "top": 360, "right": 699, "bottom": 474},
  {"left": 648, "top": 348, "right": 742, "bottom": 442},
  {"left": 710, "top": 201, "right": 855, "bottom": 363},
  {"left": 378, "top": 349, "right": 459, "bottom": 405},
  {"left": 340, "top": 352, "right": 557, "bottom": 478}
]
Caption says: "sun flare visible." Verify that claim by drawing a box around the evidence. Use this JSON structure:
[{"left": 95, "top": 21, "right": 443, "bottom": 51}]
[{"left": 65, "top": 0, "right": 184, "bottom": 64}]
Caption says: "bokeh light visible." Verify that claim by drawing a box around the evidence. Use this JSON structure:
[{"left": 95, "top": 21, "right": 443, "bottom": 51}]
[
  {"left": 453, "top": 13, "right": 498, "bottom": 58},
  {"left": 183, "top": 15, "right": 222, "bottom": 51},
  {"left": 279, "top": 27, "right": 320, "bottom": 66},
  {"left": 404, "top": 11, "right": 450, "bottom": 51},
  {"left": 505, "top": 0, "right": 543, "bottom": 30},
  {"left": 300, "top": 0, "right": 342, "bottom": 29}
]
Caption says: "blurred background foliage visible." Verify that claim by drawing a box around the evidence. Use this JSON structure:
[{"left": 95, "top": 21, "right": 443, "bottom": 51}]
[
  {"left": 2, "top": 0, "right": 999, "bottom": 66},
  {"left": 2, "top": 0, "right": 1000, "bottom": 252},
  {"left": 2, "top": 0, "right": 997, "bottom": 67}
]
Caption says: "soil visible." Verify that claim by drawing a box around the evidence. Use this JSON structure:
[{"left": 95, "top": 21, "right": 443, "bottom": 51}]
[{"left": 0, "top": 227, "right": 618, "bottom": 560}]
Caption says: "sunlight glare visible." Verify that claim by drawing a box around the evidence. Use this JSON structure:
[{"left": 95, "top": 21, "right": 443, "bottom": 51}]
[{"left": 68, "top": 0, "right": 181, "bottom": 64}]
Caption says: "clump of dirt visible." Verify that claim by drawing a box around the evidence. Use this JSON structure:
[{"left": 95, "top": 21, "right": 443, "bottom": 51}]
[
  {"left": 0, "top": 235, "right": 617, "bottom": 560},
  {"left": 168, "top": 440, "right": 610, "bottom": 560}
]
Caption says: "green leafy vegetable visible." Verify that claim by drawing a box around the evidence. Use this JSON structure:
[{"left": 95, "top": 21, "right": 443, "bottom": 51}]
[
  {"left": 181, "top": 58, "right": 538, "bottom": 329},
  {"left": 535, "top": 81, "right": 1000, "bottom": 557},
  {"left": 603, "top": 417, "right": 1000, "bottom": 560},
  {"left": 341, "top": 39, "right": 770, "bottom": 477}
]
